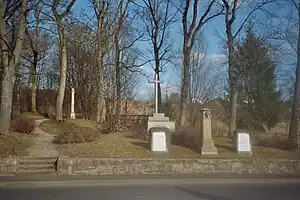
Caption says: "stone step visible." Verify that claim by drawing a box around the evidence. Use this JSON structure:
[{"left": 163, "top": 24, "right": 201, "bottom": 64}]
[
  {"left": 18, "top": 165, "right": 56, "bottom": 173},
  {"left": 17, "top": 157, "right": 57, "bottom": 174},
  {"left": 17, "top": 169, "right": 57, "bottom": 175},
  {"left": 19, "top": 156, "right": 58, "bottom": 160},
  {"left": 19, "top": 157, "right": 57, "bottom": 164},
  {"left": 19, "top": 159, "right": 57, "bottom": 165},
  {"left": 18, "top": 163, "right": 55, "bottom": 169}
]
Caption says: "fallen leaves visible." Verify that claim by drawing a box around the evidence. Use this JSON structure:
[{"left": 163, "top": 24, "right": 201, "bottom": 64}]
[{"left": 0, "top": 132, "right": 34, "bottom": 158}]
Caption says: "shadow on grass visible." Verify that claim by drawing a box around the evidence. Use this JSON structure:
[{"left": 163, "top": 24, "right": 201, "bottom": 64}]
[
  {"left": 171, "top": 128, "right": 202, "bottom": 154},
  {"left": 255, "top": 135, "right": 290, "bottom": 150},
  {"left": 213, "top": 137, "right": 234, "bottom": 152},
  {"left": 214, "top": 143, "right": 234, "bottom": 152},
  {"left": 131, "top": 141, "right": 150, "bottom": 151}
]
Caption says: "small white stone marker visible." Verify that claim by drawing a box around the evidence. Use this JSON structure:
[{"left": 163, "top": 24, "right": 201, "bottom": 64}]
[
  {"left": 70, "top": 88, "right": 76, "bottom": 120},
  {"left": 236, "top": 132, "right": 252, "bottom": 153},
  {"left": 151, "top": 131, "right": 167, "bottom": 152}
]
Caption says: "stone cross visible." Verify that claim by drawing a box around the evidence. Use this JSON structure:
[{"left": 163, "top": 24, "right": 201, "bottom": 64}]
[
  {"left": 70, "top": 88, "right": 76, "bottom": 120},
  {"left": 149, "top": 73, "right": 163, "bottom": 113}
]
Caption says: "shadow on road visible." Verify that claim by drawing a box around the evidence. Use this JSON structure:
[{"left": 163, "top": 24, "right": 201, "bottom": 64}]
[{"left": 176, "top": 187, "right": 232, "bottom": 200}]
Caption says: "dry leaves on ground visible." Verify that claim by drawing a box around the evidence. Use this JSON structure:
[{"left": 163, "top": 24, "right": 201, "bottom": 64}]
[{"left": 0, "top": 132, "right": 34, "bottom": 158}]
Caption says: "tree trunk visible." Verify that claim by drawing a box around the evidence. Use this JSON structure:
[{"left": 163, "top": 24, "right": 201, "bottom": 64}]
[
  {"left": 95, "top": 3, "right": 105, "bottom": 124},
  {"left": 289, "top": 7, "right": 300, "bottom": 149},
  {"left": 12, "top": 69, "right": 21, "bottom": 118},
  {"left": 0, "top": 64, "right": 3, "bottom": 105},
  {"left": 96, "top": 94, "right": 101, "bottom": 122},
  {"left": 96, "top": 41, "right": 104, "bottom": 123},
  {"left": 179, "top": 42, "right": 190, "bottom": 127},
  {"left": 0, "top": 66, "right": 16, "bottom": 134},
  {"left": 56, "top": 30, "right": 67, "bottom": 121},
  {"left": 227, "top": 19, "right": 237, "bottom": 138},
  {"left": 228, "top": 42, "right": 237, "bottom": 138},
  {"left": 114, "top": 32, "right": 121, "bottom": 129},
  {"left": 0, "top": 0, "right": 27, "bottom": 134},
  {"left": 96, "top": 79, "right": 104, "bottom": 123},
  {"left": 30, "top": 51, "right": 38, "bottom": 113},
  {"left": 229, "top": 85, "right": 238, "bottom": 137}
]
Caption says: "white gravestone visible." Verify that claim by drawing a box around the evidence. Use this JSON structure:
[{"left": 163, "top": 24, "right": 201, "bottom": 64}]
[
  {"left": 151, "top": 131, "right": 167, "bottom": 152},
  {"left": 236, "top": 132, "right": 252, "bottom": 153}
]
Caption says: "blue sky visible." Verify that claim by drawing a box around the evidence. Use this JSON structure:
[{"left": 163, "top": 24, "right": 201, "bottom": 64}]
[{"left": 71, "top": 0, "right": 296, "bottom": 100}]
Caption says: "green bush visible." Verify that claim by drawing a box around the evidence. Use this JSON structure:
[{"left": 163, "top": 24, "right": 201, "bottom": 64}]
[
  {"left": 11, "top": 117, "right": 36, "bottom": 134},
  {"left": 53, "top": 128, "right": 97, "bottom": 144}
]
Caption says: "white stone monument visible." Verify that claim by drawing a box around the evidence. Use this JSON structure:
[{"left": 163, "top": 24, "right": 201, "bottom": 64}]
[
  {"left": 235, "top": 131, "right": 252, "bottom": 154},
  {"left": 200, "top": 108, "right": 218, "bottom": 155},
  {"left": 70, "top": 88, "right": 76, "bottom": 120},
  {"left": 147, "top": 73, "right": 175, "bottom": 132},
  {"left": 151, "top": 131, "right": 167, "bottom": 152},
  {"left": 147, "top": 73, "right": 175, "bottom": 152}
]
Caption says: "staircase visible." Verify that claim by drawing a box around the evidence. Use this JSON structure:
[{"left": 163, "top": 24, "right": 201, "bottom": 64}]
[{"left": 17, "top": 157, "right": 58, "bottom": 175}]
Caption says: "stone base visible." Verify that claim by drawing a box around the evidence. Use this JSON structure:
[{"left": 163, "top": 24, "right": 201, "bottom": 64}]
[
  {"left": 70, "top": 112, "right": 76, "bottom": 120},
  {"left": 201, "top": 140, "right": 218, "bottom": 155},
  {"left": 148, "top": 113, "right": 169, "bottom": 121},
  {"left": 147, "top": 113, "right": 175, "bottom": 132}
]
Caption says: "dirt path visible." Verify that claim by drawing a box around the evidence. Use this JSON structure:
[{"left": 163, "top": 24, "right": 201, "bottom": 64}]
[{"left": 28, "top": 119, "right": 59, "bottom": 157}]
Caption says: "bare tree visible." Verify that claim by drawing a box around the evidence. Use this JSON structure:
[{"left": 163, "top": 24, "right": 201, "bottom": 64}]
[
  {"left": 139, "top": 0, "right": 177, "bottom": 112},
  {"left": 66, "top": 22, "right": 98, "bottom": 118},
  {"left": 220, "top": 0, "right": 275, "bottom": 137},
  {"left": 52, "top": 0, "right": 76, "bottom": 121},
  {"left": 0, "top": 0, "right": 28, "bottom": 134},
  {"left": 113, "top": 0, "right": 131, "bottom": 128},
  {"left": 187, "top": 32, "right": 226, "bottom": 125},
  {"left": 93, "top": 0, "right": 110, "bottom": 123},
  {"left": 24, "top": 1, "right": 51, "bottom": 113},
  {"left": 289, "top": 0, "right": 300, "bottom": 149},
  {"left": 221, "top": 0, "right": 238, "bottom": 137},
  {"left": 179, "top": 0, "right": 223, "bottom": 127}
]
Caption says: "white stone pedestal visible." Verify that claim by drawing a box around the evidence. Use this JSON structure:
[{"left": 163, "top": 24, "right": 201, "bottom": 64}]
[
  {"left": 201, "top": 108, "right": 218, "bottom": 155},
  {"left": 70, "top": 88, "right": 76, "bottom": 120}
]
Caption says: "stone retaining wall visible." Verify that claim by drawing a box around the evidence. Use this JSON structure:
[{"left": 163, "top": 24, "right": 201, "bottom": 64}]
[
  {"left": 57, "top": 157, "right": 300, "bottom": 175},
  {"left": 0, "top": 157, "right": 18, "bottom": 174},
  {"left": 1, "top": 157, "right": 300, "bottom": 176}
]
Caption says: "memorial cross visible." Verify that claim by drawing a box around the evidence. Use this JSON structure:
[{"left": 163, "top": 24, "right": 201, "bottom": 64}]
[{"left": 148, "top": 73, "right": 163, "bottom": 113}]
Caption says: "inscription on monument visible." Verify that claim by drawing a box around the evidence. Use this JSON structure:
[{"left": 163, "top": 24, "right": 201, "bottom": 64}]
[
  {"left": 151, "top": 131, "right": 167, "bottom": 152},
  {"left": 236, "top": 132, "right": 252, "bottom": 153}
]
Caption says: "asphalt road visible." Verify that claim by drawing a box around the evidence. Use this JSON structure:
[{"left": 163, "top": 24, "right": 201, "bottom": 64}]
[{"left": 1, "top": 181, "right": 300, "bottom": 200}]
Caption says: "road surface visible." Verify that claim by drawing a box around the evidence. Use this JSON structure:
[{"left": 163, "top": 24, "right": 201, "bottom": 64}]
[{"left": 0, "top": 180, "right": 300, "bottom": 200}]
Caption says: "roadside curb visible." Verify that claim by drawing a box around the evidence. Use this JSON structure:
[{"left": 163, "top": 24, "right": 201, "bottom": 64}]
[{"left": 1, "top": 178, "right": 300, "bottom": 189}]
